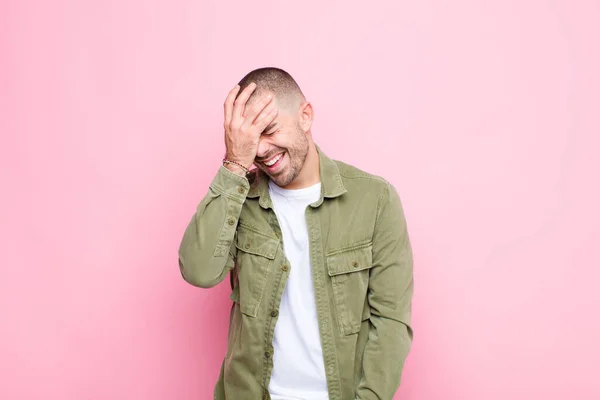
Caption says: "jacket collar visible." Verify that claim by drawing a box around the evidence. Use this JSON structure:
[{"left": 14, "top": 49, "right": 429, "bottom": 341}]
[{"left": 246, "top": 144, "right": 346, "bottom": 209}]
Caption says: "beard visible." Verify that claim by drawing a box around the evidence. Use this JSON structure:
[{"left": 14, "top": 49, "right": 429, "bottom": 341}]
[{"left": 261, "top": 122, "right": 309, "bottom": 187}]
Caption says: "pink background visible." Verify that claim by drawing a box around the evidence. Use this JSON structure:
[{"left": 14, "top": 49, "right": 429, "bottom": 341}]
[{"left": 2, "top": 1, "right": 599, "bottom": 399}]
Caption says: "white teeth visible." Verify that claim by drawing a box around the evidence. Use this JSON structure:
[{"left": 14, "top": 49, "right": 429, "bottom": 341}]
[{"left": 265, "top": 153, "right": 283, "bottom": 167}]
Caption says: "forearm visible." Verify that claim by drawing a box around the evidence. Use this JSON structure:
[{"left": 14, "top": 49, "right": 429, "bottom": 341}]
[
  {"left": 178, "top": 165, "right": 248, "bottom": 288},
  {"left": 355, "top": 317, "right": 413, "bottom": 400}
]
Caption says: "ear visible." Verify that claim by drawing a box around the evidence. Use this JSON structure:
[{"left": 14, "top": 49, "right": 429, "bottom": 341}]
[{"left": 298, "top": 101, "right": 314, "bottom": 133}]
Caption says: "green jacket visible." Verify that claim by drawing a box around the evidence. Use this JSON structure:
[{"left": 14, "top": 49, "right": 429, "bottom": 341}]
[{"left": 178, "top": 146, "right": 414, "bottom": 400}]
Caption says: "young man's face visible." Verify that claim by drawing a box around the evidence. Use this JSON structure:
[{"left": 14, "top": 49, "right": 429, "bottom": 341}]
[{"left": 252, "top": 97, "right": 310, "bottom": 188}]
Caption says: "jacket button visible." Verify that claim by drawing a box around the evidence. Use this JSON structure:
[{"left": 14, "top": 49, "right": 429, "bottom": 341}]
[
  {"left": 238, "top": 186, "right": 245, "bottom": 194},
  {"left": 227, "top": 218, "right": 236, "bottom": 226},
  {"left": 271, "top": 310, "right": 279, "bottom": 318},
  {"left": 264, "top": 351, "right": 271, "bottom": 358},
  {"left": 245, "top": 243, "right": 251, "bottom": 249},
  {"left": 281, "top": 265, "right": 288, "bottom": 272},
  {"left": 352, "top": 260, "right": 359, "bottom": 268}
]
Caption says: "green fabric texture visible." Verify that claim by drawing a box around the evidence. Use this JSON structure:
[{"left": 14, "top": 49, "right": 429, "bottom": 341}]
[{"left": 178, "top": 145, "right": 414, "bottom": 400}]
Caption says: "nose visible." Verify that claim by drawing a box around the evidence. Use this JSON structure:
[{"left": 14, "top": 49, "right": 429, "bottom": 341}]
[{"left": 256, "top": 136, "right": 271, "bottom": 160}]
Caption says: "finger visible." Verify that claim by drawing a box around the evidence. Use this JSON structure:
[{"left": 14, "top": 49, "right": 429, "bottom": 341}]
[
  {"left": 242, "top": 93, "right": 273, "bottom": 128},
  {"left": 224, "top": 85, "right": 241, "bottom": 128},
  {"left": 253, "top": 107, "right": 279, "bottom": 133},
  {"left": 232, "top": 82, "right": 257, "bottom": 125},
  {"left": 240, "top": 101, "right": 273, "bottom": 135}
]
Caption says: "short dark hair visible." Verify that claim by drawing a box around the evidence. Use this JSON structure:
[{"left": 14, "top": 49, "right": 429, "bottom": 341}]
[{"left": 237, "top": 67, "right": 305, "bottom": 108}]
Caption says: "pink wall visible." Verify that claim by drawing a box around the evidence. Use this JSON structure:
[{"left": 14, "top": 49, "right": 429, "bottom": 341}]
[{"left": 2, "top": 1, "right": 599, "bottom": 399}]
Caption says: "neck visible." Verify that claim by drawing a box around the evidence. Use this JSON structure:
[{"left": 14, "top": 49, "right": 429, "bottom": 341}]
[{"left": 281, "top": 141, "right": 320, "bottom": 190}]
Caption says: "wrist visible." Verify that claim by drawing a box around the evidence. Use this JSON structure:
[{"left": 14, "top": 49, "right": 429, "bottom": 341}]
[
  {"left": 223, "top": 162, "right": 248, "bottom": 177},
  {"left": 223, "top": 156, "right": 252, "bottom": 174}
]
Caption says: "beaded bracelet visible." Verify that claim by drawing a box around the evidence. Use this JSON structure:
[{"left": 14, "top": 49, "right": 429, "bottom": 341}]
[{"left": 222, "top": 159, "right": 250, "bottom": 174}]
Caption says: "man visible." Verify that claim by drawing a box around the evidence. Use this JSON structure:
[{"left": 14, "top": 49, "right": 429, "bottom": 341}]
[{"left": 178, "top": 67, "right": 414, "bottom": 400}]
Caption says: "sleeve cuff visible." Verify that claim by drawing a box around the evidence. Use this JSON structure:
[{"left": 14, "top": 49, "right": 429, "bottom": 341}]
[{"left": 209, "top": 165, "right": 251, "bottom": 203}]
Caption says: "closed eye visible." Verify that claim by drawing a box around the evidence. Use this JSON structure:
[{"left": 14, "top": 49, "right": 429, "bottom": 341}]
[{"left": 262, "top": 124, "right": 278, "bottom": 135}]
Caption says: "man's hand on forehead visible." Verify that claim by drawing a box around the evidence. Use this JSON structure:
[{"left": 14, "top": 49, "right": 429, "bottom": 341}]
[
  {"left": 243, "top": 89, "right": 277, "bottom": 118},
  {"left": 222, "top": 82, "right": 279, "bottom": 174}
]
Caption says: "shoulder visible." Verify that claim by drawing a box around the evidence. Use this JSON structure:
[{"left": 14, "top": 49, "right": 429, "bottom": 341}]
[{"left": 333, "top": 159, "right": 392, "bottom": 193}]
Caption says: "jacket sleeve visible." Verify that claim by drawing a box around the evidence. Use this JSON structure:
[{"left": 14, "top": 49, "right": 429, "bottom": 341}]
[
  {"left": 178, "top": 165, "right": 250, "bottom": 288},
  {"left": 355, "top": 182, "right": 414, "bottom": 400}
]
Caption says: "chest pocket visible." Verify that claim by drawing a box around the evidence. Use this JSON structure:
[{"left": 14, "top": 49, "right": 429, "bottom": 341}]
[
  {"left": 326, "top": 242, "right": 373, "bottom": 335},
  {"left": 231, "top": 225, "right": 279, "bottom": 317}
]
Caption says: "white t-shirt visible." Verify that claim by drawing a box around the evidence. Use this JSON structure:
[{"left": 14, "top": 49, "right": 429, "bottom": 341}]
[{"left": 267, "top": 179, "right": 329, "bottom": 400}]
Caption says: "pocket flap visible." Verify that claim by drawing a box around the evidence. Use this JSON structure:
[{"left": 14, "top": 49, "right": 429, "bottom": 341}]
[
  {"left": 235, "top": 225, "right": 278, "bottom": 260},
  {"left": 326, "top": 243, "right": 373, "bottom": 276}
]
